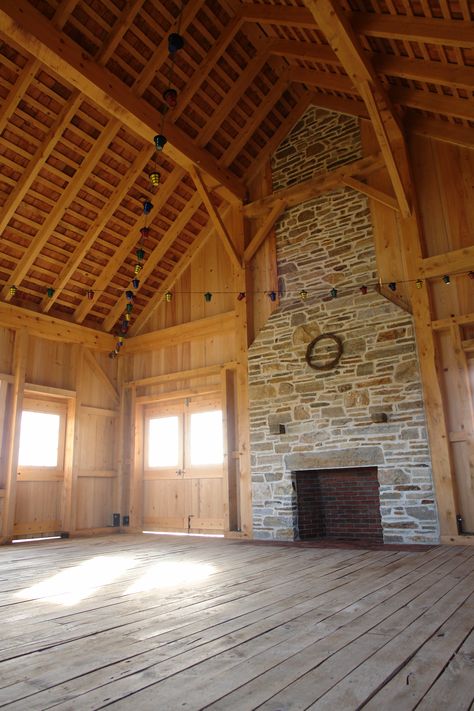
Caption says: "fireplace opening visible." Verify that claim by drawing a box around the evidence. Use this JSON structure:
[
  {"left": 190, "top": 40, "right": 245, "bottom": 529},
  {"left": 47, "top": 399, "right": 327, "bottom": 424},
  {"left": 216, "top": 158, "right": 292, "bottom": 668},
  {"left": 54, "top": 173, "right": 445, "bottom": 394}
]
[{"left": 295, "top": 467, "right": 383, "bottom": 544}]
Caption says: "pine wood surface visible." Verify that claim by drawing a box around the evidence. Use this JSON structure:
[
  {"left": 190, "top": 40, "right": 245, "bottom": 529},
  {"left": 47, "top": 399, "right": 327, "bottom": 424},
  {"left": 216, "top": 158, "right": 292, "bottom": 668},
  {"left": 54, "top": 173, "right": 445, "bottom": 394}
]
[{"left": 0, "top": 534, "right": 472, "bottom": 710}]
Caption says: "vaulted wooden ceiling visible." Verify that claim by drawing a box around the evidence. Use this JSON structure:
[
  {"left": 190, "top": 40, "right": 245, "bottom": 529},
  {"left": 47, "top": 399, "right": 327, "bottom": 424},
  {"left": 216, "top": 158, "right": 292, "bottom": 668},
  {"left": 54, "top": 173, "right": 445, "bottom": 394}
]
[{"left": 0, "top": 0, "right": 472, "bottom": 335}]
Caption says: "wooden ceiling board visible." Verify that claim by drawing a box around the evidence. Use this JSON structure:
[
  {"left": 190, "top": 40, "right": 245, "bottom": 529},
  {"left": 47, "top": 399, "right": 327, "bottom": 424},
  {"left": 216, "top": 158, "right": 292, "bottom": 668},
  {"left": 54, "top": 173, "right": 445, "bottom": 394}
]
[{"left": 0, "top": 0, "right": 472, "bottom": 333}]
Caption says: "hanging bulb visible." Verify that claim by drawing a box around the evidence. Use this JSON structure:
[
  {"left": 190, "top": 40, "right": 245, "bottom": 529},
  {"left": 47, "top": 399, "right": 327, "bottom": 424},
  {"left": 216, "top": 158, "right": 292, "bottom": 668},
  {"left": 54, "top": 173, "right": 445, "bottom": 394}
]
[
  {"left": 125, "top": 313, "right": 131, "bottom": 322},
  {"left": 132, "top": 278, "right": 140, "bottom": 289},
  {"left": 204, "top": 291, "right": 212, "bottom": 302},
  {"left": 86, "top": 289, "right": 94, "bottom": 300},
  {"left": 388, "top": 282, "right": 397, "bottom": 291},
  {"left": 46, "top": 287, "right": 55, "bottom": 298},
  {"left": 125, "top": 290, "right": 134, "bottom": 301},
  {"left": 149, "top": 171, "right": 161, "bottom": 187},
  {"left": 168, "top": 32, "right": 184, "bottom": 53},
  {"left": 143, "top": 200, "right": 153, "bottom": 214},
  {"left": 360, "top": 285, "right": 368, "bottom": 295},
  {"left": 134, "top": 264, "right": 142, "bottom": 275},
  {"left": 163, "top": 88, "right": 178, "bottom": 108},
  {"left": 154, "top": 134, "right": 167, "bottom": 151},
  {"left": 136, "top": 248, "right": 145, "bottom": 261},
  {"left": 330, "top": 287, "right": 338, "bottom": 298},
  {"left": 116, "top": 340, "right": 123, "bottom": 349},
  {"left": 126, "top": 303, "right": 133, "bottom": 313},
  {"left": 299, "top": 289, "right": 308, "bottom": 301},
  {"left": 443, "top": 274, "right": 451, "bottom": 284},
  {"left": 237, "top": 292, "right": 246, "bottom": 301},
  {"left": 268, "top": 291, "right": 277, "bottom": 302},
  {"left": 416, "top": 279, "right": 423, "bottom": 289},
  {"left": 140, "top": 226, "right": 150, "bottom": 239},
  {"left": 118, "top": 336, "right": 124, "bottom": 346},
  {"left": 109, "top": 351, "right": 118, "bottom": 360},
  {"left": 165, "top": 291, "right": 173, "bottom": 302},
  {"left": 120, "top": 321, "right": 129, "bottom": 333},
  {"left": 9, "top": 285, "right": 17, "bottom": 296}
]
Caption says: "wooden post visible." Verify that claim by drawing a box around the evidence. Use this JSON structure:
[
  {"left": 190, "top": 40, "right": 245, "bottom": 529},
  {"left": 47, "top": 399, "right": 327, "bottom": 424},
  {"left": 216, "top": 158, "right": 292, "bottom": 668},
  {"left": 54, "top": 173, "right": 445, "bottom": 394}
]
[
  {"left": 62, "top": 345, "right": 84, "bottom": 534},
  {"left": 221, "top": 367, "right": 239, "bottom": 532},
  {"left": 129, "top": 386, "right": 144, "bottom": 531},
  {"left": 1, "top": 328, "right": 27, "bottom": 542},
  {"left": 60, "top": 394, "right": 77, "bottom": 533},
  {"left": 230, "top": 206, "right": 253, "bottom": 537},
  {"left": 114, "top": 355, "right": 126, "bottom": 523}
]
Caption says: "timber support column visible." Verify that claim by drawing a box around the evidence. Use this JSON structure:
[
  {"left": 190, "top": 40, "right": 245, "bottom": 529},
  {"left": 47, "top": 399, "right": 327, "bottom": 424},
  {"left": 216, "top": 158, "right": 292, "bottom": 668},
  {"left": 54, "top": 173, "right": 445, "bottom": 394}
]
[
  {"left": 400, "top": 216, "right": 459, "bottom": 538},
  {"left": 230, "top": 205, "right": 253, "bottom": 537},
  {"left": 1, "top": 328, "right": 27, "bottom": 542}
]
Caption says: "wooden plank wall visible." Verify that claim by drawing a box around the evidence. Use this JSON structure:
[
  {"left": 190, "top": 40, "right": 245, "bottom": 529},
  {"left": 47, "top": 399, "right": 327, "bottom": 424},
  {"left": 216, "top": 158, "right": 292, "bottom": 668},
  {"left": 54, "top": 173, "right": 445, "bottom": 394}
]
[
  {"left": 361, "top": 122, "right": 474, "bottom": 542},
  {"left": 0, "top": 329, "right": 121, "bottom": 541}
]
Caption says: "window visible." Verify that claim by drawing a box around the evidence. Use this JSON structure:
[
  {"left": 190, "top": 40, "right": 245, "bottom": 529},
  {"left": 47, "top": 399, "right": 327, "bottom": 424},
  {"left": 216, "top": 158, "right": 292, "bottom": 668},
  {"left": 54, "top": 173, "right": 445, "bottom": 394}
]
[
  {"left": 147, "top": 416, "right": 180, "bottom": 468},
  {"left": 18, "top": 411, "right": 61, "bottom": 467},
  {"left": 189, "top": 411, "right": 223, "bottom": 465},
  {"left": 145, "top": 405, "right": 224, "bottom": 472},
  {"left": 17, "top": 397, "right": 67, "bottom": 472}
]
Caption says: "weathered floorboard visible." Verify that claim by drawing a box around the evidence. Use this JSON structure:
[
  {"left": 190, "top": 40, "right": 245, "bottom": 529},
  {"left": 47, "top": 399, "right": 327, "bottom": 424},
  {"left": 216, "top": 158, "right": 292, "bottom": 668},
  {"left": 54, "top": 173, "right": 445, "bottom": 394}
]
[{"left": 0, "top": 535, "right": 472, "bottom": 710}]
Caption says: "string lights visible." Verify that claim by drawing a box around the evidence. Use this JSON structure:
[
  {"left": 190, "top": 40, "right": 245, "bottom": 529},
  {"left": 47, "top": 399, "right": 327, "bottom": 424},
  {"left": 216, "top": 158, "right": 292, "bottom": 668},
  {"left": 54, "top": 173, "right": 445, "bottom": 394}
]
[{"left": 5, "top": 270, "right": 473, "bottom": 316}]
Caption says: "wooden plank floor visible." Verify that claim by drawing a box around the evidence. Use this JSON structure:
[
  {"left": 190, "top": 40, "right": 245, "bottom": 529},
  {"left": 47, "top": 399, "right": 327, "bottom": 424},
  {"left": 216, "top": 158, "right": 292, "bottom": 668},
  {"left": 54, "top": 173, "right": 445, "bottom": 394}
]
[{"left": 0, "top": 534, "right": 473, "bottom": 710}]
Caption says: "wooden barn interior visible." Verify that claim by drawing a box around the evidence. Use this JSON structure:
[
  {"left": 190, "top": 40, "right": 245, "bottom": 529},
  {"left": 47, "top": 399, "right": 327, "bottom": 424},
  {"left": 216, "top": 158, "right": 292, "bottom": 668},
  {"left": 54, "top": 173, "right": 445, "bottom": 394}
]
[{"left": 0, "top": 0, "right": 473, "bottom": 707}]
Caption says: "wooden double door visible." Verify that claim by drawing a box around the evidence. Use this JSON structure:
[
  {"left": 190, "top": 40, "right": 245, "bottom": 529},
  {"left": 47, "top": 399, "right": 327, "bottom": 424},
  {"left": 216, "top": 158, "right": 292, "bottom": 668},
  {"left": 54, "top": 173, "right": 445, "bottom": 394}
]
[{"left": 142, "top": 395, "right": 227, "bottom": 534}]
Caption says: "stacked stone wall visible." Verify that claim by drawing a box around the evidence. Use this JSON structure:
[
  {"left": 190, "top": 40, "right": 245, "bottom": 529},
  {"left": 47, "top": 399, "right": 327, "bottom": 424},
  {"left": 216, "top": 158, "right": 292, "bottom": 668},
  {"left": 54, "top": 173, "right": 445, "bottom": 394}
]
[{"left": 248, "top": 107, "right": 439, "bottom": 544}]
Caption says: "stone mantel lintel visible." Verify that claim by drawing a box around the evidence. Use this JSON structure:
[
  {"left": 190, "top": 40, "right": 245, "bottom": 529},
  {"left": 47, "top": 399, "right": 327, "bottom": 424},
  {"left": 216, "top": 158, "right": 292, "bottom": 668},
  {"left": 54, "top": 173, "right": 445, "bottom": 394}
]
[{"left": 286, "top": 447, "right": 385, "bottom": 471}]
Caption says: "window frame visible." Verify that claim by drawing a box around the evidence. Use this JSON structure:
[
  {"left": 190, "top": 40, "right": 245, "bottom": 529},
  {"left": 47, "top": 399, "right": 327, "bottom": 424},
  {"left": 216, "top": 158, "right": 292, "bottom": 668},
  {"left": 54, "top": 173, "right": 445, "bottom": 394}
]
[{"left": 17, "top": 396, "right": 67, "bottom": 481}]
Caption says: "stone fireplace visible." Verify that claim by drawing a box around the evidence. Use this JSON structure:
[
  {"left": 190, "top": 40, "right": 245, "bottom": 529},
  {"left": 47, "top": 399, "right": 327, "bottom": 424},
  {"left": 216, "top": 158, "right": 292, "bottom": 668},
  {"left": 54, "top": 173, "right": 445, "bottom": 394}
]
[{"left": 248, "top": 107, "right": 439, "bottom": 545}]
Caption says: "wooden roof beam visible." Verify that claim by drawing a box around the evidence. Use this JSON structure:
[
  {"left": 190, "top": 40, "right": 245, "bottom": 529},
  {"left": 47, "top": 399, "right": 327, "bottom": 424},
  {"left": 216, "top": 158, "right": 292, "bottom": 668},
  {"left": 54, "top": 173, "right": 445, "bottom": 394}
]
[
  {"left": 391, "top": 88, "right": 474, "bottom": 122},
  {"left": 221, "top": 72, "right": 292, "bottom": 168},
  {"left": 125, "top": 312, "right": 235, "bottom": 354},
  {"left": 244, "top": 200, "right": 287, "bottom": 263},
  {"left": 408, "top": 115, "right": 474, "bottom": 150},
  {"left": 310, "top": 92, "right": 369, "bottom": 118},
  {"left": 376, "top": 55, "right": 474, "bottom": 92},
  {"left": 1, "top": 118, "right": 121, "bottom": 302},
  {"left": 342, "top": 177, "right": 399, "bottom": 211},
  {"left": 197, "top": 41, "right": 274, "bottom": 149},
  {"left": 304, "top": 0, "right": 412, "bottom": 218},
  {"left": 102, "top": 191, "right": 204, "bottom": 332},
  {"left": 352, "top": 13, "right": 474, "bottom": 48},
  {"left": 0, "top": 92, "right": 82, "bottom": 237},
  {"left": 419, "top": 246, "right": 474, "bottom": 279},
  {"left": 240, "top": 4, "right": 316, "bottom": 28},
  {"left": 133, "top": 0, "right": 205, "bottom": 96},
  {"left": 190, "top": 167, "right": 242, "bottom": 271},
  {"left": 291, "top": 67, "right": 356, "bottom": 93},
  {"left": 241, "top": 5, "right": 474, "bottom": 47},
  {"left": 244, "top": 152, "right": 385, "bottom": 218},
  {"left": 73, "top": 168, "right": 185, "bottom": 325},
  {"left": 171, "top": 14, "right": 243, "bottom": 122},
  {"left": 43, "top": 144, "right": 154, "bottom": 314},
  {"left": 0, "top": 1, "right": 246, "bottom": 204},
  {"left": 244, "top": 89, "right": 314, "bottom": 183},
  {"left": 0, "top": 302, "right": 114, "bottom": 350},
  {"left": 129, "top": 207, "right": 228, "bottom": 336},
  {"left": 272, "top": 40, "right": 474, "bottom": 91}
]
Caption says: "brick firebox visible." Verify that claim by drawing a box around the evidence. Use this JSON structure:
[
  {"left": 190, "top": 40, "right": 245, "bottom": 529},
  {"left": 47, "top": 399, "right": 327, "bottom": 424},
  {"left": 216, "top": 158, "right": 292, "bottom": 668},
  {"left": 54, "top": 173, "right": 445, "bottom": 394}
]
[{"left": 295, "top": 467, "right": 383, "bottom": 543}]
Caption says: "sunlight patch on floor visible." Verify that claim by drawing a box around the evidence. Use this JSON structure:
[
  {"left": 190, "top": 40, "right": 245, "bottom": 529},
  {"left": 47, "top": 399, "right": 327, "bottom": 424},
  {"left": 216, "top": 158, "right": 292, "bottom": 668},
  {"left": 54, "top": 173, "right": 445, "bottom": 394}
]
[
  {"left": 15, "top": 555, "right": 136, "bottom": 606},
  {"left": 126, "top": 561, "right": 215, "bottom": 594}
]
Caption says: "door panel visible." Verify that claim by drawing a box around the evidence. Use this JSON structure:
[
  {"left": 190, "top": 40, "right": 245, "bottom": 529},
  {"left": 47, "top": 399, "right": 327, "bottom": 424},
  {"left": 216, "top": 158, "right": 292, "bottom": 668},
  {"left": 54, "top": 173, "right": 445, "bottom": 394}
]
[{"left": 143, "top": 396, "right": 226, "bottom": 533}]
